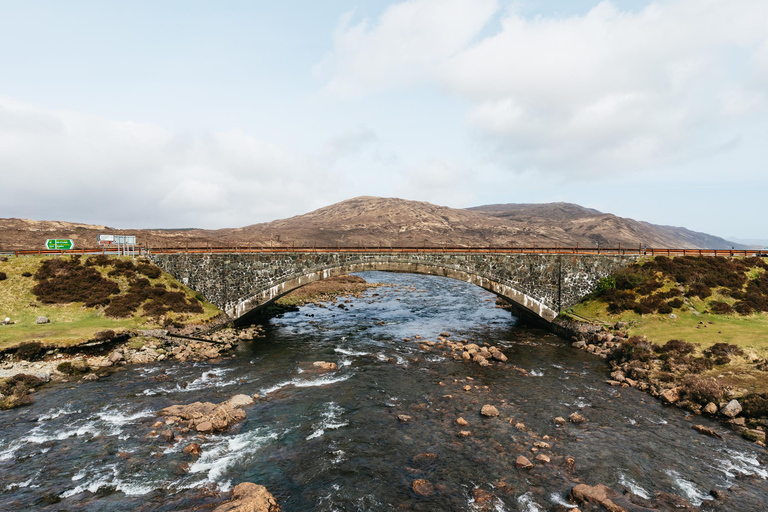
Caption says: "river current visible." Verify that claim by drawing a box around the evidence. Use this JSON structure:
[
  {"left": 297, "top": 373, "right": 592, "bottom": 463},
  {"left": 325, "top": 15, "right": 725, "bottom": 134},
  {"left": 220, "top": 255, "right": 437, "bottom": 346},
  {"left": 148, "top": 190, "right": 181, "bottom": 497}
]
[{"left": 1, "top": 272, "right": 767, "bottom": 511}]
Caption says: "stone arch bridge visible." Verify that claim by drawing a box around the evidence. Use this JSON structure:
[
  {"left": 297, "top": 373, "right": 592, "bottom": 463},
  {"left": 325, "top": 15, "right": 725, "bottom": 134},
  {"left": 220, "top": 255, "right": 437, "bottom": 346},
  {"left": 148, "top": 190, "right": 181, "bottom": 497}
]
[{"left": 148, "top": 250, "right": 639, "bottom": 325}]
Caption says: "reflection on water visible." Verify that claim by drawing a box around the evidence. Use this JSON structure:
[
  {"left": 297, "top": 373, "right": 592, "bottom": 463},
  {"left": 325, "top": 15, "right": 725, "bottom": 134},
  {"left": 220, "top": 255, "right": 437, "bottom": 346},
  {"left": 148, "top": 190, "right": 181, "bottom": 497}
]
[{"left": 0, "top": 271, "right": 766, "bottom": 511}]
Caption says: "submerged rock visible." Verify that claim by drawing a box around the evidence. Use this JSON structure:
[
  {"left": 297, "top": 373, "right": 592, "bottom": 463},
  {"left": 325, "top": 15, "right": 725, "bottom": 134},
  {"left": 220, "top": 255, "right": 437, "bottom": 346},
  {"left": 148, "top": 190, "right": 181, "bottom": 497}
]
[
  {"left": 692, "top": 425, "right": 722, "bottom": 439},
  {"left": 312, "top": 361, "right": 338, "bottom": 372},
  {"left": 412, "top": 479, "right": 434, "bottom": 496}
]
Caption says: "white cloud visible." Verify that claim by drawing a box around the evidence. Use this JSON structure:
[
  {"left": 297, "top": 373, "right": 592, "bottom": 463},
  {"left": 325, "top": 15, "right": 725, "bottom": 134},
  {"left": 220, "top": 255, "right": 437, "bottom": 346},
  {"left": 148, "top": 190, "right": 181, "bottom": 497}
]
[
  {"left": 320, "top": 0, "right": 768, "bottom": 175},
  {"left": 0, "top": 97, "right": 342, "bottom": 228},
  {"left": 315, "top": 0, "right": 498, "bottom": 96}
]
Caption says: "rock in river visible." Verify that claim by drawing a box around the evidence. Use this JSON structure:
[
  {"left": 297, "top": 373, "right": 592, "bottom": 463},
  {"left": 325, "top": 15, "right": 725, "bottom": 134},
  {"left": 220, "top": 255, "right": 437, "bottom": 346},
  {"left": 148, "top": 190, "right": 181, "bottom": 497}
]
[
  {"left": 480, "top": 405, "right": 499, "bottom": 417},
  {"left": 158, "top": 396, "right": 249, "bottom": 434},
  {"left": 312, "top": 361, "right": 338, "bottom": 371},
  {"left": 213, "top": 482, "right": 281, "bottom": 512},
  {"left": 515, "top": 456, "right": 533, "bottom": 469},
  {"left": 568, "top": 412, "right": 586, "bottom": 424},
  {"left": 412, "top": 479, "right": 434, "bottom": 496}
]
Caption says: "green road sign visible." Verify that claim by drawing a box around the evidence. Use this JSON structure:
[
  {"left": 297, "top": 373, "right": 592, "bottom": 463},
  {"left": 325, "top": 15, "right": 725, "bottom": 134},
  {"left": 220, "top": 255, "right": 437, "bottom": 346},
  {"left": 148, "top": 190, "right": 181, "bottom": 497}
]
[{"left": 45, "top": 239, "right": 74, "bottom": 250}]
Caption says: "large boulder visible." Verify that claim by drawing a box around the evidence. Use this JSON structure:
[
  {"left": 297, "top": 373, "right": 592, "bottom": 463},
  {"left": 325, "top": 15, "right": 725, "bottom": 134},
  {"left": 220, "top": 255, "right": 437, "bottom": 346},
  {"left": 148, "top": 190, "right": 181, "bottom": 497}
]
[
  {"left": 480, "top": 405, "right": 499, "bottom": 417},
  {"left": 720, "top": 399, "right": 742, "bottom": 418},
  {"left": 159, "top": 396, "right": 249, "bottom": 433},
  {"left": 570, "top": 484, "right": 623, "bottom": 512},
  {"left": 213, "top": 482, "right": 281, "bottom": 512},
  {"left": 660, "top": 387, "right": 682, "bottom": 404}
]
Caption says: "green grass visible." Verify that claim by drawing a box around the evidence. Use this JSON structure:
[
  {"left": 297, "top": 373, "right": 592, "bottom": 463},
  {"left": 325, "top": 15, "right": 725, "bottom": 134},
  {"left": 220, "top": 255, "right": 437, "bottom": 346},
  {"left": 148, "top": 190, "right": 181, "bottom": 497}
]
[
  {"left": 566, "top": 258, "right": 768, "bottom": 395},
  {"left": 0, "top": 255, "right": 220, "bottom": 349},
  {"left": 569, "top": 297, "right": 768, "bottom": 357}
]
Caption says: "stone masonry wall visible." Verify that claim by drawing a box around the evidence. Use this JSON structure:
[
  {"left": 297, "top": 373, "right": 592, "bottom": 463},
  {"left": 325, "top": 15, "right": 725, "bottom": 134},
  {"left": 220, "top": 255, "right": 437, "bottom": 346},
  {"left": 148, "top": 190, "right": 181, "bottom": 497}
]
[{"left": 149, "top": 252, "right": 638, "bottom": 323}]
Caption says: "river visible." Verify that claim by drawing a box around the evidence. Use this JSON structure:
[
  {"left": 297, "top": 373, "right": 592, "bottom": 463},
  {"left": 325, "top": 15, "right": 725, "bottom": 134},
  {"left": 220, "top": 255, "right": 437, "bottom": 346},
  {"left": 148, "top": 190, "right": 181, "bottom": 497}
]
[{"left": 1, "top": 271, "right": 766, "bottom": 511}]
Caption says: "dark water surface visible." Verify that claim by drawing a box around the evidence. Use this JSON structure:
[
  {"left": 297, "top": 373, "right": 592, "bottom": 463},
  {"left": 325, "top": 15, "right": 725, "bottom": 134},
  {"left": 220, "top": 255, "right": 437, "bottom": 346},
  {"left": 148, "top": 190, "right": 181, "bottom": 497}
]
[{"left": 1, "top": 272, "right": 767, "bottom": 511}]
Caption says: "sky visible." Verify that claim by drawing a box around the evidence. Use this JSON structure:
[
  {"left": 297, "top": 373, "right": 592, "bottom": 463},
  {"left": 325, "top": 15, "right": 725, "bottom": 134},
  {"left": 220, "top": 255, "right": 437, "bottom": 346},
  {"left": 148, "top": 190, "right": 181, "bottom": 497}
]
[{"left": 0, "top": 0, "right": 766, "bottom": 241}]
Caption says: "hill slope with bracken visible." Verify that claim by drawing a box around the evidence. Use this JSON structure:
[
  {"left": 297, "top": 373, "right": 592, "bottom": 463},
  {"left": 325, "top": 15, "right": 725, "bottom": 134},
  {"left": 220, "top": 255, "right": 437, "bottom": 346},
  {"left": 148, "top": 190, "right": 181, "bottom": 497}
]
[{"left": 0, "top": 196, "right": 744, "bottom": 250}]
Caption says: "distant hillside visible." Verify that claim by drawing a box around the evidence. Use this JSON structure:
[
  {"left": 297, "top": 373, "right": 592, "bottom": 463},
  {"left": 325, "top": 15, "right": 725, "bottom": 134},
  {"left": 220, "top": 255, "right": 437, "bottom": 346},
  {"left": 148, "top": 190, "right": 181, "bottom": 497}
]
[
  {"left": 468, "top": 202, "right": 745, "bottom": 250},
  {"left": 0, "top": 197, "right": 744, "bottom": 250}
]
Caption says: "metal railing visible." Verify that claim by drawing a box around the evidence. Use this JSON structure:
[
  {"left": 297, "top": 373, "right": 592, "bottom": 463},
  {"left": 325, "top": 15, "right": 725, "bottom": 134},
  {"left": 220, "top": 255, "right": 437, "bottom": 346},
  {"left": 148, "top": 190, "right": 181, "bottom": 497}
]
[{"left": 7, "top": 245, "right": 768, "bottom": 257}]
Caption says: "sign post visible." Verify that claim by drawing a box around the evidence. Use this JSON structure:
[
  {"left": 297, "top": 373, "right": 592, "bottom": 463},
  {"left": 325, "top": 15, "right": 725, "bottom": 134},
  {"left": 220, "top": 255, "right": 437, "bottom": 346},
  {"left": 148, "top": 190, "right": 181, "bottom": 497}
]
[
  {"left": 45, "top": 239, "right": 74, "bottom": 251},
  {"left": 114, "top": 235, "right": 137, "bottom": 257}
]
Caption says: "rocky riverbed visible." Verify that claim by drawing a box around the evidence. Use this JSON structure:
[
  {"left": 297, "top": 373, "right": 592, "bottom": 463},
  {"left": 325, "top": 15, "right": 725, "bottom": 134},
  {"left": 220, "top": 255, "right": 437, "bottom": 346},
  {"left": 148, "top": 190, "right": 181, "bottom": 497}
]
[{"left": 1, "top": 271, "right": 767, "bottom": 511}]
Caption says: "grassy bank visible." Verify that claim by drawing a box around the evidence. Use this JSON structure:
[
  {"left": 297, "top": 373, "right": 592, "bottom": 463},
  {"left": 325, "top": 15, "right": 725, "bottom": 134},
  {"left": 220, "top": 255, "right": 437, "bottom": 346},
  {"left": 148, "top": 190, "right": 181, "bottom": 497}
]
[
  {"left": 565, "top": 256, "right": 768, "bottom": 396},
  {"left": 0, "top": 255, "right": 220, "bottom": 350}
]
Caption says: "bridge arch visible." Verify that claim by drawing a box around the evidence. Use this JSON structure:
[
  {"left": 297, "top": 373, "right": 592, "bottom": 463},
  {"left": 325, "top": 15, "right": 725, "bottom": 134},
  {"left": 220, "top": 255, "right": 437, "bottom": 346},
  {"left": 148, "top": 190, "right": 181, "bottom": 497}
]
[{"left": 231, "top": 261, "right": 556, "bottom": 324}]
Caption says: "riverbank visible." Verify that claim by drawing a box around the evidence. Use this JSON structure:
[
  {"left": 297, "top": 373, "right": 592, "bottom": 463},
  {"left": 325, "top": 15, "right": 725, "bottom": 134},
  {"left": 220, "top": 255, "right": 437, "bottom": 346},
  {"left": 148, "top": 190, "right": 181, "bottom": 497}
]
[
  {"left": 553, "top": 255, "right": 768, "bottom": 447},
  {"left": 0, "top": 268, "right": 382, "bottom": 411}
]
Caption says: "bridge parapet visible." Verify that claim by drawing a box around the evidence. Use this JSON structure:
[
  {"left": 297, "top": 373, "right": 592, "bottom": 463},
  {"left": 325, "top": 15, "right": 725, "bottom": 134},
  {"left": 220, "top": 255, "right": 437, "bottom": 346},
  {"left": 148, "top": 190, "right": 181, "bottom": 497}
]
[{"left": 148, "top": 252, "right": 639, "bottom": 323}]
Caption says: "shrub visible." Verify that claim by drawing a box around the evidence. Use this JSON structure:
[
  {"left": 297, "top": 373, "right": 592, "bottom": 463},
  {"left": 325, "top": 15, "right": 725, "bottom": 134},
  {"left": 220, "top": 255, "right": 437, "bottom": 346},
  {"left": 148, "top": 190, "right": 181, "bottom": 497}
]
[
  {"left": 633, "top": 303, "right": 654, "bottom": 315},
  {"left": 614, "top": 268, "right": 651, "bottom": 290},
  {"left": 56, "top": 362, "right": 72, "bottom": 374},
  {"left": 657, "top": 288, "right": 683, "bottom": 299},
  {"left": 93, "top": 330, "right": 115, "bottom": 341},
  {"left": 33, "top": 258, "right": 119, "bottom": 307},
  {"left": 687, "top": 357, "right": 714, "bottom": 373},
  {"left": 637, "top": 279, "right": 664, "bottom": 296},
  {"left": 21, "top": 272, "right": 32, "bottom": 277},
  {"left": 681, "top": 375, "right": 727, "bottom": 404},
  {"left": 657, "top": 304, "right": 673, "bottom": 314},
  {"left": 0, "top": 272, "right": 6, "bottom": 281},
  {"left": 85, "top": 255, "right": 111, "bottom": 266},
  {"left": 668, "top": 298, "right": 684, "bottom": 309},
  {"left": 687, "top": 283, "right": 712, "bottom": 299},
  {"left": 657, "top": 339, "right": 696, "bottom": 355},
  {"left": 137, "top": 264, "right": 161, "bottom": 279},
  {"left": 611, "top": 336, "right": 655, "bottom": 363},
  {"left": 706, "top": 343, "right": 744, "bottom": 358},
  {"left": 710, "top": 301, "right": 734, "bottom": 314},
  {"left": 656, "top": 371, "right": 677, "bottom": 383},
  {"left": 740, "top": 393, "right": 768, "bottom": 418},
  {"left": 15, "top": 342, "right": 45, "bottom": 361},
  {"left": 104, "top": 294, "right": 144, "bottom": 318}
]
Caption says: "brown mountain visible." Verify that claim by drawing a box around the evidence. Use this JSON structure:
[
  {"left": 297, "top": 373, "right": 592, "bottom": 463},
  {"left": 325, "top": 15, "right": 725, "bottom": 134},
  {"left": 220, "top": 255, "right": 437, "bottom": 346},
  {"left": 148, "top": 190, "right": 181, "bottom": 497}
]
[
  {"left": 0, "top": 196, "right": 742, "bottom": 251},
  {"left": 468, "top": 202, "right": 745, "bottom": 250}
]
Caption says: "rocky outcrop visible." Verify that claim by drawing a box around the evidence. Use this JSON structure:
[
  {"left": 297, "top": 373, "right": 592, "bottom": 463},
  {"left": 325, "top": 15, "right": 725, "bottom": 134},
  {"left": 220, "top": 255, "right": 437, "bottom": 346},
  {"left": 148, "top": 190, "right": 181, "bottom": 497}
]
[
  {"left": 213, "top": 482, "right": 281, "bottom": 512},
  {"left": 158, "top": 394, "right": 253, "bottom": 433}
]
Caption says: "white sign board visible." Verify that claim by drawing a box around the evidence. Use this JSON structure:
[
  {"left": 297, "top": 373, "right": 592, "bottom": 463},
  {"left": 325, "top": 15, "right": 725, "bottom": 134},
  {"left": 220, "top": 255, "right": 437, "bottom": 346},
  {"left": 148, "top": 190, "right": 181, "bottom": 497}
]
[
  {"left": 114, "top": 236, "right": 136, "bottom": 244},
  {"left": 98, "top": 234, "right": 114, "bottom": 242}
]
